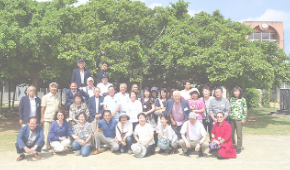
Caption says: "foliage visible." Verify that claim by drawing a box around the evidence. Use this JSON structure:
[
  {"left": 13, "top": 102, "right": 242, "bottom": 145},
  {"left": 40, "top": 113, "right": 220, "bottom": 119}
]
[
  {"left": 244, "top": 88, "right": 260, "bottom": 109},
  {"left": 261, "top": 90, "right": 271, "bottom": 108}
]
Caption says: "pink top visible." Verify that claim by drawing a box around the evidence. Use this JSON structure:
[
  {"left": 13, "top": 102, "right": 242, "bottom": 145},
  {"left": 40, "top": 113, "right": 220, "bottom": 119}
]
[
  {"left": 188, "top": 99, "right": 205, "bottom": 119},
  {"left": 172, "top": 102, "right": 185, "bottom": 126}
]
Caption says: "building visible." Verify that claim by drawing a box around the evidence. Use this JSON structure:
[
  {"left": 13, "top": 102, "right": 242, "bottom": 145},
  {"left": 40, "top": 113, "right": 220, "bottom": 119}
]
[{"left": 243, "top": 21, "right": 285, "bottom": 101}]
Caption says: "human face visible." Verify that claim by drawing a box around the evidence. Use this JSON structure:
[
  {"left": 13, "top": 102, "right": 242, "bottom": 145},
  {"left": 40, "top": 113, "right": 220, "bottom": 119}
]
[
  {"left": 57, "top": 113, "right": 64, "bottom": 121},
  {"left": 215, "top": 89, "right": 223, "bottom": 99},
  {"left": 132, "top": 85, "right": 138, "bottom": 93},
  {"left": 78, "top": 61, "right": 85, "bottom": 69},
  {"left": 203, "top": 89, "right": 210, "bottom": 98},
  {"left": 161, "top": 91, "right": 166, "bottom": 99},
  {"left": 216, "top": 113, "right": 224, "bottom": 123},
  {"left": 28, "top": 86, "right": 35, "bottom": 98},
  {"left": 144, "top": 90, "right": 150, "bottom": 98},
  {"left": 185, "top": 82, "right": 191, "bottom": 90},
  {"left": 94, "top": 88, "right": 100, "bottom": 98},
  {"left": 160, "top": 117, "right": 168, "bottom": 126},
  {"left": 101, "top": 77, "right": 108, "bottom": 84},
  {"left": 87, "top": 80, "right": 94, "bottom": 87},
  {"left": 49, "top": 84, "right": 58, "bottom": 94},
  {"left": 234, "top": 90, "right": 240, "bottom": 98},
  {"left": 189, "top": 118, "right": 197, "bottom": 125},
  {"left": 70, "top": 83, "right": 77, "bottom": 92},
  {"left": 28, "top": 118, "right": 37, "bottom": 131},
  {"left": 108, "top": 87, "right": 115, "bottom": 97},
  {"left": 120, "top": 116, "right": 127, "bottom": 124},
  {"left": 173, "top": 93, "right": 181, "bottom": 103},
  {"left": 130, "top": 92, "right": 136, "bottom": 101},
  {"left": 138, "top": 115, "right": 146, "bottom": 125},
  {"left": 78, "top": 114, "right": 86, "bottom": 123},
  {"left": 75, "top": 96, "right": 82, "bottom": 105},
  {"left": 104, "top": 112, "right": 111, "bottom": 122},
  {"left": 120, "top": 84, "right": 126, "bottom": 94},
  {"left": 102, "top": 63, "right": 107, "bottom": 71},
  {"left": 191, "top": 92, "right": 199, "bottom": 100},
  {"left": 151, "top": 91, "right": 157, "bottom": 98}
]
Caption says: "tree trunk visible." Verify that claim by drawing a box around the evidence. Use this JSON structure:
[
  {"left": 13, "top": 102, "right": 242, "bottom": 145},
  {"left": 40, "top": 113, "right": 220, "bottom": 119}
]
[
  {"left": 225, "top": 84, "right": 232, "bottom": 99},
  {"left": 60, "top": 88, "right": 63, "bottom": 106},
  {"left": 0, "top": 81, "right": 3, "bottom": 117},
  {"left": 12, "top": 85, "right": 16, "bottom": 109},
  {"left": 8, "top": 80, "right": 11, "bottom": 111},
  {"left": 31, "top": 70, "right": 39, "bottom": 96},
  {"left": 139, "top": 71, "right": 143, "bottom": 93}
]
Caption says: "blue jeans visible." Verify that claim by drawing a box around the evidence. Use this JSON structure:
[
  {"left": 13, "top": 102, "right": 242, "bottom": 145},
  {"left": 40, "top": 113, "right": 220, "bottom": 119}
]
[
  {"left": 71, "top": 141, "right": 90, "bottom": 157},
  {"left": 119, "top": 135, "right": 133, "bottom": 153}
]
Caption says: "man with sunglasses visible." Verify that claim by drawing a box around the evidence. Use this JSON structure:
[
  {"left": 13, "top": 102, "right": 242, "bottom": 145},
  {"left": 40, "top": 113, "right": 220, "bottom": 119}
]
[{"left": 96, "top": 51, "right": 108, "bottom": 84}]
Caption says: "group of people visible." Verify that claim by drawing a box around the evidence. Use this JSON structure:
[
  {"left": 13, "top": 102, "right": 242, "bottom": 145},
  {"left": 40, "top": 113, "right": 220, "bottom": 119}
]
[{"left": 16, "top": 55, "right": 247, "bottom": 161}]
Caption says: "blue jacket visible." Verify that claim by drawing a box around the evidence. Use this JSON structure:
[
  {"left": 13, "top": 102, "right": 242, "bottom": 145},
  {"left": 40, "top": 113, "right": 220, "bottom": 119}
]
[
  {"left": 64, "top": 89, "right": 89, "bottom": 110},
  {"left": 88, "top": 95, "right": 104, "bottom": 123},
  {"left": 48, "top": 120, "right": 73, "bottom": 143},
  {"left": 71, "top": 68, "right": 91, "bottom": 88},
  {"left": 165, "top": 98, "right": 190, "bottom": 120},
  {"left": 19, "top": 95, "right": 41, "bottom": 124},
  {"left": 17, "top": 125, "right": 44, "bottom": 149}
]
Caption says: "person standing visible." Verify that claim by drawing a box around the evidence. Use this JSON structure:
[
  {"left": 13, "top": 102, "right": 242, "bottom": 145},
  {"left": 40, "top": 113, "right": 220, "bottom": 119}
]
[
  {"left": 125, "top": 91, "right": 143, "bottom": 130},
  {"left": 131, "top": 84, "right": 142, "bottom": 101},
  {"left": 80, "top": 77, "right": 95, "bottom": 97},
  {"left": 155, "top": 88, "right": 169, "bottom": 132},
  {"left": 180, "top": 80, "right": 191, "bottom": 100},
  {"left": 115, "top": 83, "right": 130, "bottom": 114},
  {"left": 188, "top": 88, "right": 205, "bottom": 123},
  {"left": 97, "top": 73, "right": 112, "bottom": 96},
  {"left": 41, "top": 82, "right": 60, "bottom": 151},
  {"left": 141, "top": 87, "right": 157, "bottom": 130},
  {"left": 19, "top": 86, "right": 41, "bottom": 127},
  {"left": 95, "top": 51, "right": 108, "bottom": 84},
  {"left": 200, "top": 86, "right": 214, "bottom": 140},
  {"left": 68, "top": 93, "right": 90, "bottom": 128},
  {"left": 229, "top": 86, "right": 247, "bottom": 154},
  {"left": 65, "top": 82, "right": 89, "bottom": 110},
  {"left": 103, "top": 86, "right": 121, "bottom": 121},
  {"left": 150, "top": 87, "right": 159, "bottom": 104},
  {"left": 71, "top": 59, "right": 92, "bottom": 88}
]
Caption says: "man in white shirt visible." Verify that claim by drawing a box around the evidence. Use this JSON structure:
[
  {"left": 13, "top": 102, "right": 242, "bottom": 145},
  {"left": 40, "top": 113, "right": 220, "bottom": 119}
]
[
  {"left": 97, "top": 73, "right": 112, "bottom": 97},
  {"left": 179, "top": 112, "right": 209, "bottom": 157},
  {"left": 180, "top": 80, "right": 191, "bottom": 100},
  {"left": 81, "top": 77, "right": 95, "bottom": 97},
  {"left": 103, "top": 86, "right": 121, "bottom": 120},
  {"left": 115, "top": 83, "right": 130, "bottom": 113}
]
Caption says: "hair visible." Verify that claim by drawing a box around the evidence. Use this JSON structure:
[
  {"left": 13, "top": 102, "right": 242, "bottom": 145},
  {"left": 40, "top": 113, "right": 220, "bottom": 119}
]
[
  {"left": 103, "top": 110, "right": 111, "bottom": 115},
  {"left": 143, "top": 87, "right": 150, "bottom": 97},
  {"left": 28, "top": 117, "right": 37, "bottom": 123},
  {"left": 216, "top": 112, "right": 225, "bottom": 117},
  {"left": 131, "top": 84, "right": 138, "bottom": 89},
  {"left": 129, "top": 90, "right": 137, "bottom": 98},
  {"left": 119, "top": 83, "right": 127, "bottom": 89},
  {"left": 202, "top": 86, "right": 211, "bottom": 92},
  {"left": 137, "top": 113, "right": 146, "bottom": 119},
  {"left": 108, "top": 85, "right": 114, "bottom": 90},
  {"left": 73, "top": 92, "right": 83, "bottom": 99},
  {"left": 183, "top": 80, "right": 191, "bottom": 87},
  {"left": 214, "top": 86, "right": 223, "bottom": 93},
  {"left": 232, "top": 86, "right": 243, "bottom": 99},
  {"left": 28, "top": 86, "right": 36, "bottom": 91},
  {"left": 78, "top": 113, "right": 87, "bottom": 119},
  {"left": 160, "top": 88, "right": 169, "bottom": 101},
  {"left": 173, "top": 91, "right": 180, "bottom": 96},
  {"left": 102, "top": 61, "right": 108, "bottom": 66},
  {"left": 70, "top": 82, "right": 77, "bottom": 86},
  {"left": 160, "top": 114, "right": 170, "bottom": 125},
  {"left": 190, "top": 91, "right": 200, "bottom": 98},
  {"left": 53, "top": 107, "right": 68, "bottom": 121},
  {"left": 94, "top": 87, "right": 100, "bottom": 92}
]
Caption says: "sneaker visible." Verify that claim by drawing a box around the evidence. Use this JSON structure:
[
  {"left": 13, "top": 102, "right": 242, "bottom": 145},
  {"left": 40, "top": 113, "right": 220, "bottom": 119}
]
[
  {"left": 183, "top": 150, "right": 190, "bottom": 156},
  {"left": 158, "top": 149, "right": 165, "bottom": 154},
  {"left": 75, "top": 150, "right": 81, "bottom": 156},
  {"left": 236, "top": 148, "right": 242, "bottom": 154},
  {"left": 198, "top": 148, "right": 203, "bottom": 157}
]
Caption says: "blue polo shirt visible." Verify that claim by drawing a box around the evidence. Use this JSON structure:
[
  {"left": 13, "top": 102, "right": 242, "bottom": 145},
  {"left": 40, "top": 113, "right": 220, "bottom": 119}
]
[{"left": 98, "top": 118, "right": 118, "bottom": 138}]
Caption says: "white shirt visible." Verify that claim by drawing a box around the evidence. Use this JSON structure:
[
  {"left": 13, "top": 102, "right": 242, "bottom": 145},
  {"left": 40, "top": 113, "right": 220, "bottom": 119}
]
[
  {"left": 116, "top": 120, "right": 133, "bottom": 141},
  {"left": 125, "top": 100, "right": 143, "bottom": 123},
  {"left": 97, "top": 82, "right": 112, "bottom": 96},
  {"left": 71, "top": 90, "right": 77, "bottom": 96},
  {"left": 83, "top": 86, "right": 95, "bottom": 97},
  {"left": 103, "top": 95, "right": 120, "bottom": 120},
  {"left": 158, "top": 124, "right": 178, "bottom": 143},
  {"left": 180, "top": 120, "right": 207, "bottom": 141},
  {"left": 134, "top": 123, "right": 155, "bottom": 146},
  {"left": 80, "top": 70, "right": 84, "bottom": 84},
  {"left": 180, "top": 90, "right": 191, "bottom": 100},
  {"left": 115, "top": 92, "right": 130, "bottom": 113},
  {"left": 95, "top": 97, "right": 99, "bottom": 114},
  {"left": 200, "top": 96, "right": 214, "bottom": 118},
  {"left": 29, "top": 96, "right": 37, "bottom": 117},
  {"left": 26, "top": 130, "right": 37, "bottom": 146}
]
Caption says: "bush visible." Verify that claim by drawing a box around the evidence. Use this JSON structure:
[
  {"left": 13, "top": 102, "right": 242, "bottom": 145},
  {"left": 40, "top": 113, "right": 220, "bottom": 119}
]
[
  {"left": 244, "top": 88, "right": 260, "bottom": 109},
  {"left": 261, "top": 90, "right": 271, "bottom": 108}
]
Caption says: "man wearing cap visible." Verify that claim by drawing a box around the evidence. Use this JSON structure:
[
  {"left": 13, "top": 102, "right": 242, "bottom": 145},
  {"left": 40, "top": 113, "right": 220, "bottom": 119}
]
[
  {"left": 150, "top": 87, "right": 158, "bottom": 104},
  {"left": 92, "top": 110, "right": 119, "bottom": 154},
  {"left": 64, "top": 82, "right": 89, "bottom": 110},
  {"left": 179, "top": 112, "right": 209, "bottom": 157},
  {"left": 115, "top": 83, "right": 130, "bottom": 114},
  {"left": 19, "top": 86, "right": 42, "bottom": 127},
  {"left": 41, "top": 82, "right": 60, "bottom": 151},
  {"left": 103, "top": 86, "right": 121, "bottom": 120},
  {"left": 165, "top": 91, "right": 190, "bottom": 139},
  {"left": 97, "top": 73, "right": 112, "bottom": 96},
  {"left": 95, "top": 51, "right": 108, "bottom": 84},
  {"left": 81, "top": 77, "right": 95, "bottom": 97},
  {"left": 71, "top": 59, "right": 92, "bottom": 88},
  {"left": 180, "top": 80, "right": 191, "bottom": 100},
  {"left": 131, "top": 84, "right": 142, "bottom": 101}
]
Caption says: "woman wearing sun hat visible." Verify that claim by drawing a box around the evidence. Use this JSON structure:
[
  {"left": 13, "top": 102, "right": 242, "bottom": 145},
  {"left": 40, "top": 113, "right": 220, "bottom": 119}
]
[{"left": 116, "top": 113, "right": 133, "bottom": 154}]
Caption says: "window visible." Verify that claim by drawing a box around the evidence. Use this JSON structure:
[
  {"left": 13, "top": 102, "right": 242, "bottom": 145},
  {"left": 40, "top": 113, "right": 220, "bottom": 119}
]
[{"left": 249, "top": 32, "right": 277, "bottom": 43}]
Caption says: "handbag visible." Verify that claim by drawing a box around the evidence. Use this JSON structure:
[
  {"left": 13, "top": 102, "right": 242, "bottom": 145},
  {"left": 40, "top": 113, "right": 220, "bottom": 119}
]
[
  {"left": 157, "top": 127, "right": 170, "bottom": 150},
  {"left": 117, "top": 125, "right": 127, "bottom": 139},
  {"left": 203, "top": 98, "right": 213, "bottom": 124}
]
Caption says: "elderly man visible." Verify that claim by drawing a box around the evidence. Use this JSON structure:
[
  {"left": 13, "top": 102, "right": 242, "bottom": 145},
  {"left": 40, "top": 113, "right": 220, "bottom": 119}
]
[
  {"left": 103, "top": 86, "right": 121, "bottom": 120},
  {"left": 41, "top": 82, "right": 60, "bottom": 151},
  {"left": 95, "top": 51, "right": 108, "bottom": 84},
  {"left": 115, "top": 83, "right": 130, "bottom": 113},
  {"left": 209, "top": 87, "right": 231, "bottom": 123},
  {"left": 179, "top": 112, "right": 209, "bottom": 157},
  {"left": 97, "top": 73, "right": 112, "bottom": 97},
  {"left": 81, "top": 77, "right": 95, "bottom": 97},
  {"left": 165, "top": 91, "right": 190, "bottom": 139},
  {"left": 19, "top": 86, "right": 41, "bottom": 127},
  {"left": 64, "top": 82, "right": 89, "bottom": 110},
  {"left": 92, "top": 110, "right": 119, "bottom": 154},
  {"left": 16, "top": 117, "right": 44, "bottom": 161},
  {"left": 88, "top": 87, "right": 104, "bottom": 124},
  {"left": 180, "top": 80, "right": 191, "bottom": 100},
  {"left": 131, "top": 84, "right": 142, "bottom": 101},
  {"left": 71, "top": 59, "right": 92, "bottom": 88}
]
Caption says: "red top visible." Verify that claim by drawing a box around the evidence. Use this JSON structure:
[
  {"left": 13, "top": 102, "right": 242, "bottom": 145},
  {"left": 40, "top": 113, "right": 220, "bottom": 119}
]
[{"left": 211, "top": 121, "right": 237, "bottom": 159}]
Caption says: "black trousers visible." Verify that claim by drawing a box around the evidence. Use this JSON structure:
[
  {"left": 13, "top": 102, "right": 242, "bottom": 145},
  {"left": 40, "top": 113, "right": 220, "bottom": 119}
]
[{"left": 203, "top": 120, "right": 213, "bottom": 141}]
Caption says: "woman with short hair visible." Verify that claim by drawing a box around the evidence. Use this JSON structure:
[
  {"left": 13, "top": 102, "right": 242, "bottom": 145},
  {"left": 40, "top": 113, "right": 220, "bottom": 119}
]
[
  {"left": 125, "top": 91, "right": 143, "bottom": 130},
  {"left": 69, "top": 92, "right": 89, "bottom": 128},
  {"left": 188, "top": 88, "right": 205, "bottom": 123}
]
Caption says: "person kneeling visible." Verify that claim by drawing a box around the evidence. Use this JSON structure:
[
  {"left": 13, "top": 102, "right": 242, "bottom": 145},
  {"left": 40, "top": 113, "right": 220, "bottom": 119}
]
[
  {"left": 116, "top": 113, "right": 133, "bottom": 154},
  {"left": 210, "top": 112, "right": 237, "bottom": 159},
  {"left": 16, "top": 117, "right": 44, "bottom": 161},
  {"left": 92, "top": 110, "right": 119, "bottom": 154},
  {"left": 179, "top": 112, "right": 209, "bottom": 157}
]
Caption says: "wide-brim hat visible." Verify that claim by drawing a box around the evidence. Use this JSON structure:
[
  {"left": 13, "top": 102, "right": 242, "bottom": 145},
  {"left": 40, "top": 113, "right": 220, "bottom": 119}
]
[
  {"left": 119, "top": 113, "right": 130, "bottom": 121},
  {"left": 131, "top": 143, "right": 147, "bottom": 158},
  {"left": 188, "top": 88, "right": 200, "bottom": 95}
]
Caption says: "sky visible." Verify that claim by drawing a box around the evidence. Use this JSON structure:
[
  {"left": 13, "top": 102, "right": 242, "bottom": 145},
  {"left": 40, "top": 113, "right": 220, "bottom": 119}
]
[{"left": 39, "top": 0, "right": 290, "bottom": 55}]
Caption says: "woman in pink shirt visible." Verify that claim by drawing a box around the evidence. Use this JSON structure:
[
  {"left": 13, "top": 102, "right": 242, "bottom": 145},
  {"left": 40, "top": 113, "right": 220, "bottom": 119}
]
[{"left": 188, "top": 88, "right": 205, "bottom": 123}]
